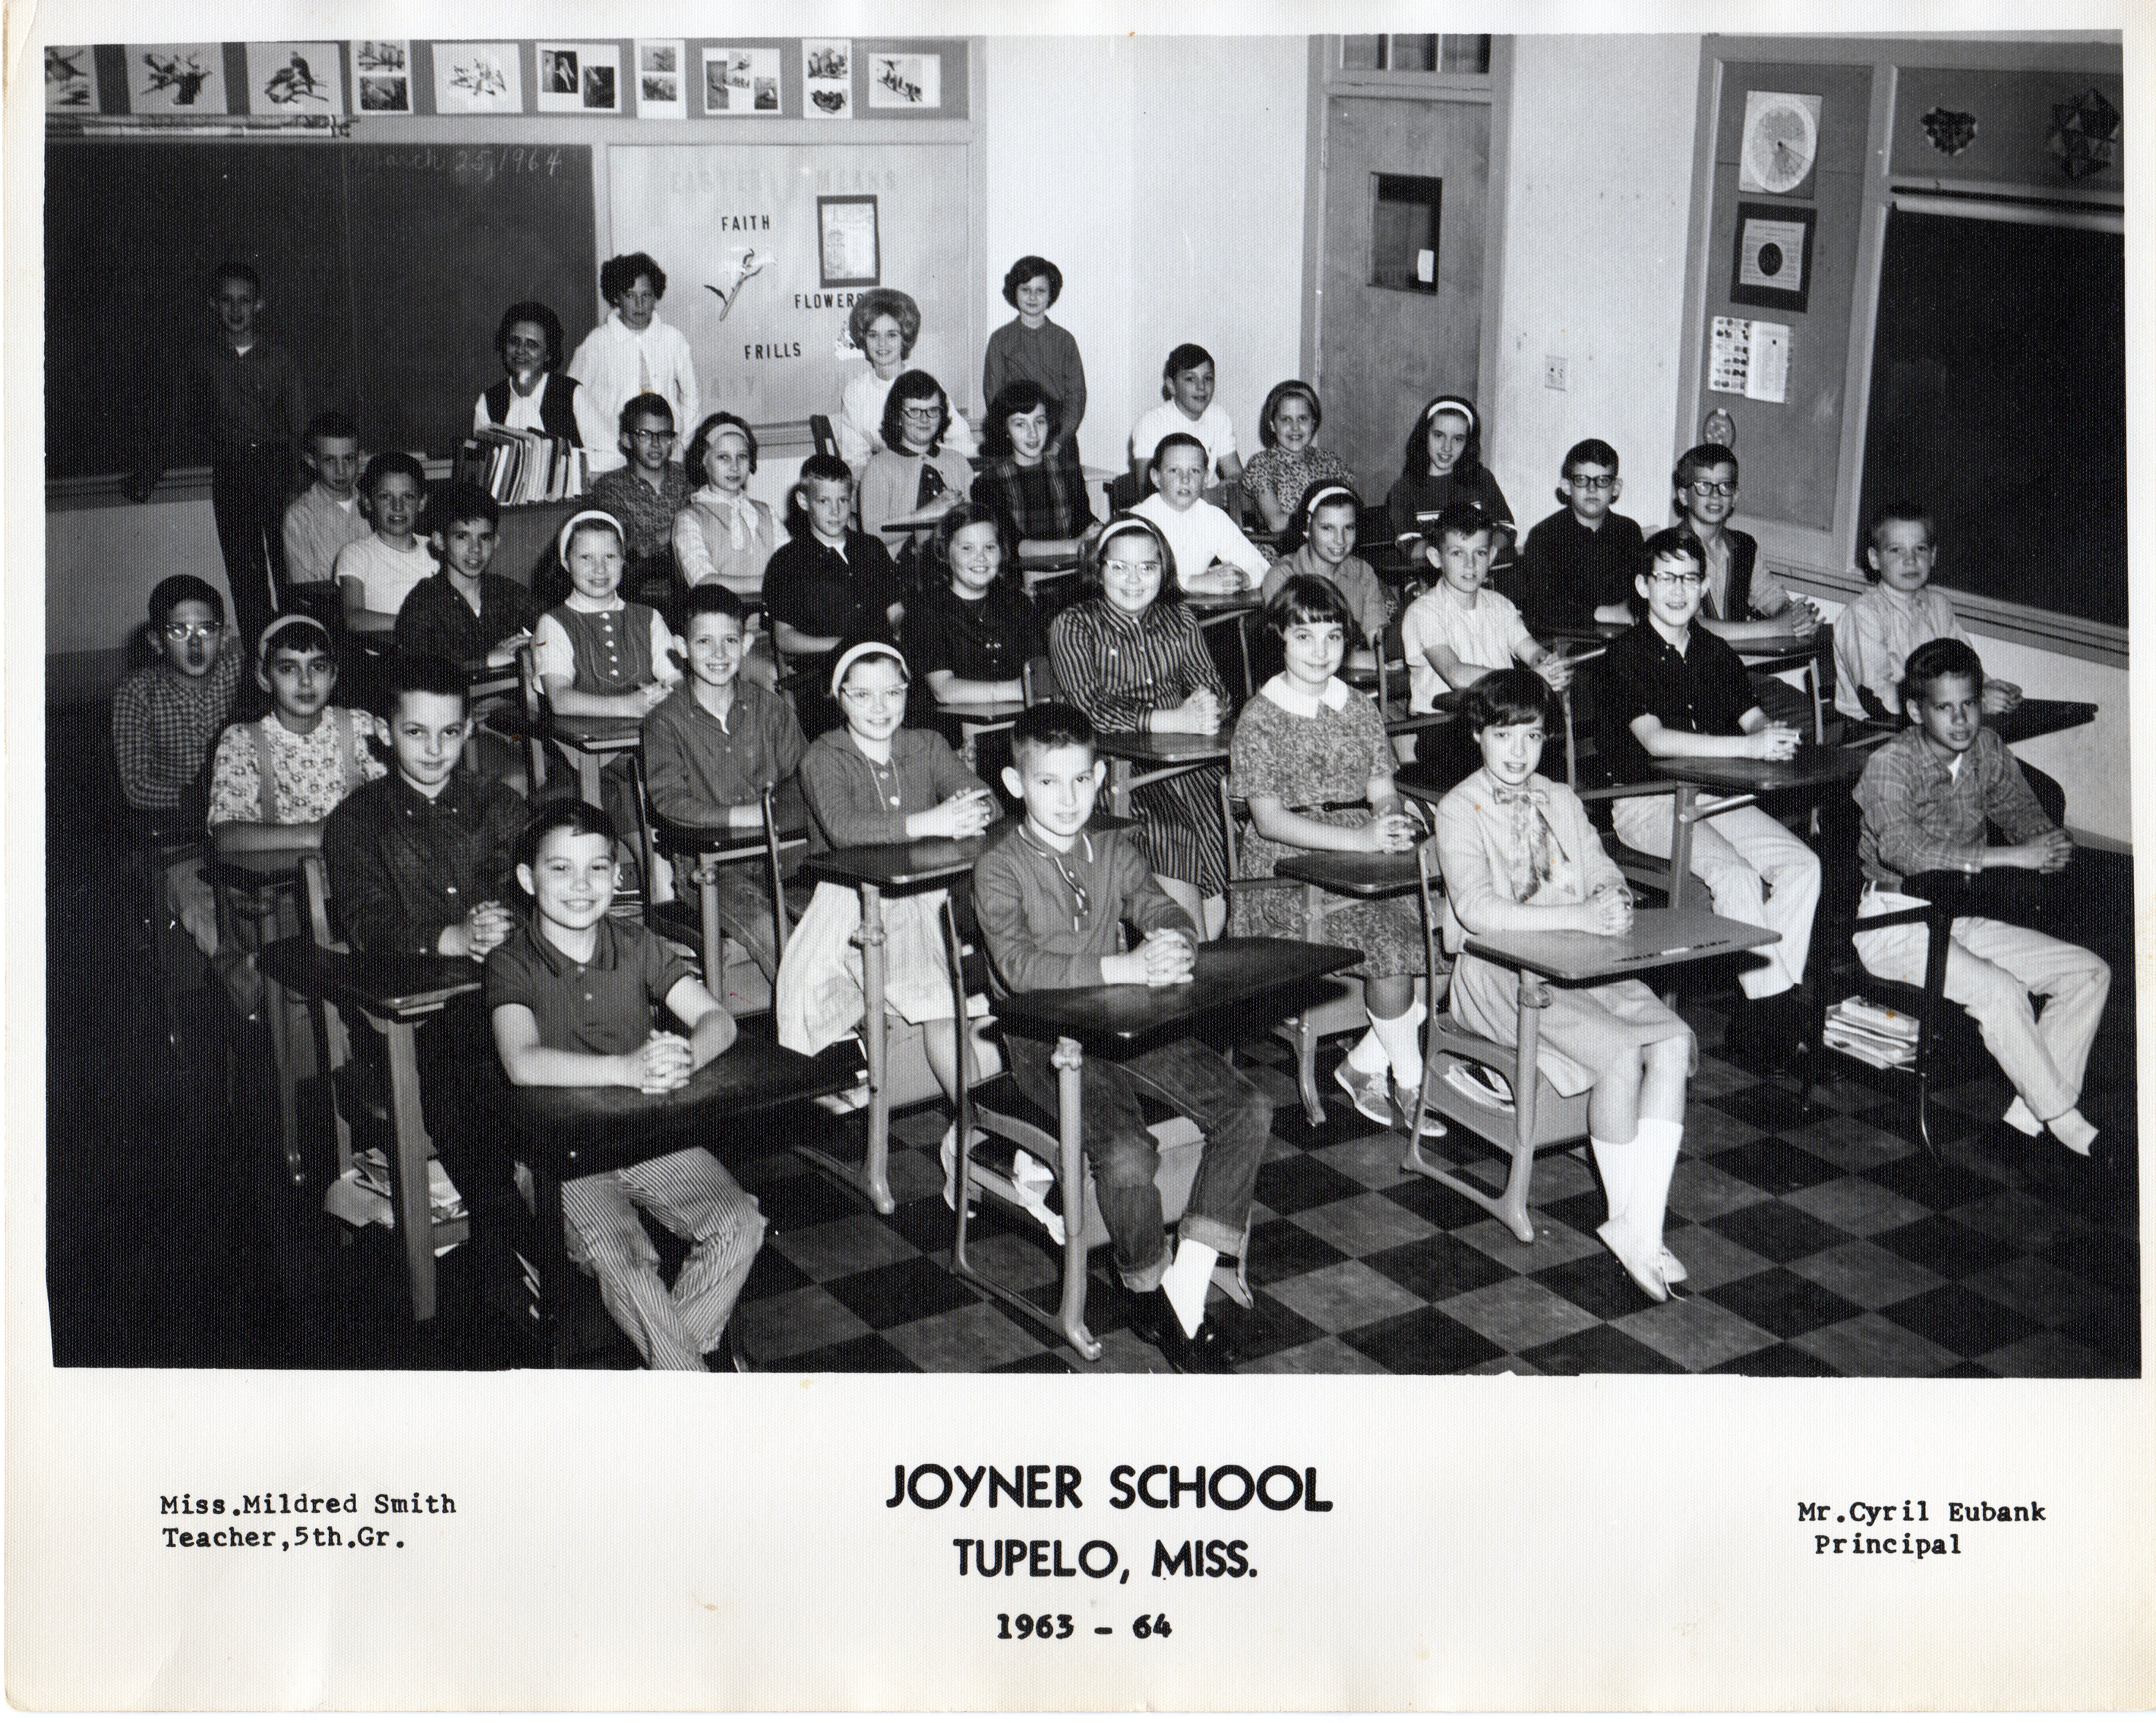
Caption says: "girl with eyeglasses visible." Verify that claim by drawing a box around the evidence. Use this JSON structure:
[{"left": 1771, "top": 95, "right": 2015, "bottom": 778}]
[
  {"left": 860, "top": 369, "right": 974, "bottom": 572},
  {"left": 1048, "top": 515, "right": 1232, "bottom": 933}
]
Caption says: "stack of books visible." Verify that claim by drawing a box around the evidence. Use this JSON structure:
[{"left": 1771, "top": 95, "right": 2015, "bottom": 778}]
[
  {"left": 322, "top": 1149, "right": 470, "bottom": 1255},
  {"left": 1822, "top": 995, "right": 1921, "bottom": 1070},
  {"left": 456, "top": 428, "right": 588, "bottom": 504}
]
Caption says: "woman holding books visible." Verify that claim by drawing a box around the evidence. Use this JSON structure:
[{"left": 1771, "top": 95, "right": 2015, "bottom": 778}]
[{"left": 473, "top": 300, "right": 610, "bottom": 454}]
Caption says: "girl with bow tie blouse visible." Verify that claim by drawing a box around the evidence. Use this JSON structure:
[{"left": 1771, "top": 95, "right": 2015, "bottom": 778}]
[
  {"left": 673, "top": 412, "right": 783, "bottom": 603},
  {"left": 1432, "top": 668, "right": 1697, "bottom": 1305}
]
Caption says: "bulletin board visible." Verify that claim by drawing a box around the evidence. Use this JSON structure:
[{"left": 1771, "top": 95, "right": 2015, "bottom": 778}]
[{"left": 607, "top": 142, "right": 979, "bottom": 429}]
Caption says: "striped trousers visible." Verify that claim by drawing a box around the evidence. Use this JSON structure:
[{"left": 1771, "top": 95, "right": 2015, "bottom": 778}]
[{"left": 560, "top": 1149, "right": 764, "bottom": 1371}]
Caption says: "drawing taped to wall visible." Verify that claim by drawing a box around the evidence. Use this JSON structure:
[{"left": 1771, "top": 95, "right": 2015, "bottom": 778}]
[
  {"left": 353, "top": 40, "right": 410, "bottom": 112},
  {"left": 704, "top": 47, "right": 780, "bottom": 116},
  {"left": 45, "top": 46, "right": 97, "bottom": 110},
  {"left": 434, "top": 43, "right": 521, "bottom": 113},
  {"left": 868, "top": 52, "right": 939, "bottom": 108},
  {"left": 636, "top": 40, "right": 685, "bottom": 119},
  {"left": 129, "top": 44, "right": 225, "bottom": 113},
  {"left": 246, "top": 42, "right": 343, "bottom": 113}
]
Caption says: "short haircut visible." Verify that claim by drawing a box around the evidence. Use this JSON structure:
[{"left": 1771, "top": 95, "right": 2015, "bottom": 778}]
[
  {"left": 847, "top": 287, "right": 922, "bottom": 357},
  {"left": 259, "top": 615, "right": 337, "bottom": 667},
  {"left": 211, "top": 260, "right": 260, "bottom": 295},
  {"left": 682, "top": 584, "right": 752, "bottom": 628},
  {"left": 1674, "top": 442, "right": 1738, "bottom": 492},
  {"left": 618, "top": 391, "right": 674, "bottom": 437},
  {"left": 1010, "top": 700, "right": 1095, "bottom": 764},
  {"left": 431, "top": 480, "right": 500, "bottom": 536},
  {"left": 360, "top": 450, "right": 426, "bottom": 498},
  {"left": 1147, "top": 430, "right": 1208, "bottom": 476},
  {"left": 303, "top": 410, "right": 358, "bottom": 452},
  {"left": 930, "top": 499, "right": 1013, "bottom": 582},
  {"left": 1563, "top": 437, "right": 1619, "bottom": 477},
  {"left": 1264, "top": 572, "right": 1356, "bottom": 641},
  {"left": 1641, "top": 525, "right": 1706, "bottom": 574},
  {"left": 148, "top": 574, "right": 224, "bottom": 630},
  {"left": 1900, "top": 636, "right": 1985, "bottom": 709},
  {"left": 1430, "top": 500, "right": 1495, "bottom": 551},
  {"left": 495, "top": 300, "right": 565, "bottom": 370},
  {"left": 980, "top": 379, "right": 1060, "bottom": 458},
  {"left": 1461, "top": 666, "right": 1555, "bottom": 735},
  {"left": 1400, "top": 394, "right": 1487, "bottom": 485},
  {"left": 1161, "top": 343, "right": 1214, "bottom": 397},
  {"left": 599, "top": 252, "right": 666, "bottom": 303},
  {"left": 1279, "top": 478, "right": 1362, "bottom": 557},
  {"left": 879, "top": 369, "right": 950, "bottom": 453},
  {"left": 788, "top": 453, "right": 855, "bottom": 536},
  {"left": 1258, "top": 380, "right": 1324, "bottom": 449},
  {"left": 1001, "top": 256, "right": 1064, "bottom": 307},
  {"left": 685, "top": 410, "right": 757, "bottom": 476},
  {"left": 516, "top": 797, "right": 617, "bottom": 874},
  {"left": 1867, "top": 500, "right": 1936, "bottom": 553},
  {"left": 385, "top": 651, "right": 468, "bottom": 716},
  {"left": 1084, "top": 513, "right": 1181, "bottom": 600}
]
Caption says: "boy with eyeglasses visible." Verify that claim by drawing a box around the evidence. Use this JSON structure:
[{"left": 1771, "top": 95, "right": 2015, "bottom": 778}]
[
  {"left": 1599, "top": 528, "right": 1821, "bottom": 1067},
  {"left": 588, "top": 393, "right": 694, "bottom": 614},
  {"left": 113, "top": 574, "right": 247, "bottom": 964},
  {"left": 1510, "top": 438, "right": 1647, "bottom": 630}
]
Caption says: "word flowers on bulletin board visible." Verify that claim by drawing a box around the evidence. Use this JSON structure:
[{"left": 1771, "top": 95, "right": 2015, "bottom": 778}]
[{"left": 1729, "top": 200, "right": 1815, "bottom": 314}]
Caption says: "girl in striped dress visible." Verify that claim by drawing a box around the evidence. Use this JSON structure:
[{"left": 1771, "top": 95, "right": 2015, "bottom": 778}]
[{"left": 1048, "top": 513, "right": 1230, "bottom": 934}]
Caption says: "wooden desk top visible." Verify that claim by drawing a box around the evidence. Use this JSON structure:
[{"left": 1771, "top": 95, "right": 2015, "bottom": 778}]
[
  {"left": 210, "top": 843, "right": 318, "bottom": 886},
  {"left": 548, "top": 714, "right": 644, "bottom": 750},
  {"left": 256, "top": 937, "right": 482, "bottom": 1018},
  {"left": 935, "top": 696, "right": 1030, "bottom": 723},
  {"left": 992, "top": 936, "right": 1360, "bottom": 1053},
  {"left": 652, "top": 813, "right": 812, "bottom": 857},
  {"left": 1462, "top": 906, "right": 1777, "bottom": 984},
  {"left": 1093, "top": 728, "right": 1234, "bottom": 767},
  {"left": 1658, "top": 743, "right": 1869, "bottom": 797},
  {"left": 509, "top": 1034, "right": 862, "bottom": 1175},
  {"left": 1185, "top": 591, "right": 1261, "bottom": 618},
  {"left": 1272, "top": 849, "right": 1424, "bottom": 899},
  {"left": 1846, "top": 699, "right": 2098, "bottom": 753}
]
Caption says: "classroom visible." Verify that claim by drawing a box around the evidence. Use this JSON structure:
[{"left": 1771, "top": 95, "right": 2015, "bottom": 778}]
[{"left": 41, "top": 29, "right": 2138, "bottom": 1378}]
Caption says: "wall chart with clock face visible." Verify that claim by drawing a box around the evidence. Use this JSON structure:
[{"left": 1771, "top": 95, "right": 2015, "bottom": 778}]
[{"left": 1738, "top": 89, "right": 1821, "bottom": 196}]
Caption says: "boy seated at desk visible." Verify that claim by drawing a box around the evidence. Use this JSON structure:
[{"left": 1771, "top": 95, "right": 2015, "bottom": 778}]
[
  {"left": 972, "top": 702, "right": 1272, "bottom": 1374},
  {"left": 1508, "top": 438, "right": 1645, "bottom": 630},
  {"left": 393, "top": 481, "right": 538, "bottom": 671},
  {"left": 586, "top": 393, "right": 693, "bottom": 615},
  {"left": 322, "top": 652, "right": 527, "bottom": 1202},
  {"left": 1599, "top": 528, "right": 1820, "bottom": 1069},
  {"left": 1852, "top": 637, "right": 2107, "bottom": 1161},
  {"left": 487, "top": 799, "right": 765, "bottom": 1372},
  {"left": 642, "top": 584, "right": 811, "bottom": 983},
  {"left": 280, "top": 411, "right": 371, "bottom": 603},
  {"left": 205, "top": 614, "right": 386, "bottom": 1010}
]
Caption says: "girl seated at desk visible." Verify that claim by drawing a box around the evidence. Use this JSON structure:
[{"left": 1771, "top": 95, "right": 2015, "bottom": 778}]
[
  {"left": 904, "top": 502, "right": 1046, "bottom": 709},
  {"left": 1227, "top": 575, "right": 1430, "bottom": 1127},
  {"left": 1048, "top": 514, "right": 1231, "bottom": 935},
  {"left": 1432, "top": 668, "right": 1697, "bottom": 1304}
]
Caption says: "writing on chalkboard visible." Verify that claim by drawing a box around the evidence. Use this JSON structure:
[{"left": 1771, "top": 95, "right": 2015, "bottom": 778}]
[{"left": 354, "top": 146, "right": 566, "bottom": 179}]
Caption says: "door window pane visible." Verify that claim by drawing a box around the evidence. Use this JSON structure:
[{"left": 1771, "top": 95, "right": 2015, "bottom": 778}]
[{"left": 1370, "top": 174, "right": 1441, "bottom": 295}]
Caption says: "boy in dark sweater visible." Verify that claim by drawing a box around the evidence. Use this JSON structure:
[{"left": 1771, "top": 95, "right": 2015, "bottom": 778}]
[{"left": 971, "top": 703, "right": 1269, "bottom": 1372}]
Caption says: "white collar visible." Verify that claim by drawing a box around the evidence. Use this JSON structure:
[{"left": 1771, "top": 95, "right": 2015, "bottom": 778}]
[
  {"left": 1260, "top": 672, "right": 1351, "bottom": 717},
  {"left": 565, "top": 591, "right": 626, "bottom": 614}
]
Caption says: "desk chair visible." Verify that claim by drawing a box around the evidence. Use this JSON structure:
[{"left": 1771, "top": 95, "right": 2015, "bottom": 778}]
[
  {"left": 934, "top": 891, "right": 1242, "bottom": 1362},
  {"left": 126, "top": 814, "right": 212, "bottom": 1058},
  {"left": 1020, "top": 653, "right": 1066, "bottom": 705},
  {"left": 1395, "top": 837, "right": 1595, "bottom": 1244},
  {"left": 515, "top": 639, "right": 661, "bottom": 906},
  {"left": 648, "top": 788, "right": 806, "bottom": 1003}
]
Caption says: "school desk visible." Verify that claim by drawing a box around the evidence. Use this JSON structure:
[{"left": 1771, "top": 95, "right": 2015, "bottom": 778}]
[
  {"left": 1092, "top": 726, "right": 1236, "bottom": 820},
  {"left": 1845, "top": 698, "right": 2099, "bottom": 753},
  {"left": 1616, "top": 742, "right": 1871, "bottom": 910},
  {"left": 973, "top": 936, "right": 1359, "bottom": 1357},
  {"left": 1401, "top": 905, "right": 1779, "bottom": 1242},
  {"left": 543, "top": 712, "right": 644, "bottom": 807},
  {"left": 254, "top": 938, "right": 483, "bottom": 1322},
  {"left": 506, "top": 1031, "right": 861, "bottom": 1366},
  {"left": 211, "top": 840, "right": 318, "bottom": 1187},
  {"left": 1184, "top": 588, "right": 1262, "bottom": 697},
  {"left": 652, "top": 797, "right": 812, "bottom": 997}
]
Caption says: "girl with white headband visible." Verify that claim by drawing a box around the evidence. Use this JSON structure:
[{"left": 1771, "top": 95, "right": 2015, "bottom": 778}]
[
  {"left": 1387, "top": 393, "right": 1514, "bottom": 565},
  {"left": 1260, "top": 479, "right": 1391, "bottom": 675}
]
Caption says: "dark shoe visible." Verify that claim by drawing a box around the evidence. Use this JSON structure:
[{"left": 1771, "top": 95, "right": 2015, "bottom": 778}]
[
  {"left": 1725, "top": 993, "right": 1803, "bottom": 1070},
  {"left": 1131, "top": 1289, "right": 1237, "bottom": 1373}
]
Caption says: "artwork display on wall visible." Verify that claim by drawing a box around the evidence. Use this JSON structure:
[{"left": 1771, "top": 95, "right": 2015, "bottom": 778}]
[
  {"left": 353, "top": 40, "right": 411, "bottom": 112},
  {"left": 128, "top": 43, "right": 225, "bottom": 113},
  {"left": 44, "top": 45, "right": 98, "bottom": 111},
  {"left": 245, "top": 42, "right": 343, "bottom": 113},
  {"left": 636, "top": 40, "right": 685, "bottom": 120},
  {"left": 868, "top": 51, "right": 939, "bottom": 108},
  {"left": 434, "top": 42, "right": 522, "bottom": 113},
  {"left": 804, "top": 38, "right": 851, "bottom": 118},
  {"left": 703, "top": 46, "right": 780, "bottom": 116},
  {"left": 537, "top": 43, "right": 619, "bottom": 113},
  {"left": 1728, "top": 200, "right": 1816, "bottom": 313}
]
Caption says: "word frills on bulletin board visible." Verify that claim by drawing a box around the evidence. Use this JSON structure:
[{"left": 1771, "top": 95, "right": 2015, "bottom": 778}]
[{"left": 47, "top": 40, "right": 968, "bottom": 122}]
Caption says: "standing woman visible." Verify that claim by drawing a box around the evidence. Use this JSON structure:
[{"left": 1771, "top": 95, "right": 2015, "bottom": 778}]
[
  {"left": 835, "top": 288, "right": 976, "bottom": 478},
  {"left": 474, "top": 301, "right": 609, "bottom": 454},
  {"left": 567, "top": 252, "right": 700, "bottom": 474},
  {"left": 981, "top": 256, "right": 1088, "bottom": 464},
  {"left": 1387, "top": 394, "right": 1513, "bottom": 565}
]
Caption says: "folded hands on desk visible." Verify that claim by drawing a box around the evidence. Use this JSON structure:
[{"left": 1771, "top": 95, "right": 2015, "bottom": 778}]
[{"left": 1102, "top": 927, "right": 1195, "bottom": 989}]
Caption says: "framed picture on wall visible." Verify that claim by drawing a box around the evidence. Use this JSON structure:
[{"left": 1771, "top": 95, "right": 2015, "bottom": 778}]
[
  {"left": 1728, "top": 200, "right": 1816, "bottom": 313},
  {"left": 817, "top": 194, "right": 880, "bottom": 288}
]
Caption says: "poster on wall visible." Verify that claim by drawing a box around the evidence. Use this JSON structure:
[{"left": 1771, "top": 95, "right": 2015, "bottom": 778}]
[
  {"left": 127, "top": 43, "right": 226, "bottom": 113},
  {"left": 868, "top": 51, "right": 939, "bottom": 108},
  {"left": 818, "top": 195, "right": 880, "bottom": 286},
  {"left": 244, "top": 41, "right": 344, "bottom": 113},
  {"left": 433, "top": 42, "right": 522, "bottom": 114},
  {"left": 352, "top": 39, "right": 410, "bottom": 112},
  {"left": 43, "top": 45, "right": 98, "bottom": 111},
  {"left": 537, "top": 42, "right": 619, "bottom": 114},
  {"left": 804, "top": 38, "right": 851, "bottom": 118},
  {"left": 703, "top": 46, "right": 780, "bottom": 116},
  {"left": 1729, "top": 200, "right": 1815, "bottom": 312},
  {"left": 635, "top": 40, "right": 685, "bottom": 120}
]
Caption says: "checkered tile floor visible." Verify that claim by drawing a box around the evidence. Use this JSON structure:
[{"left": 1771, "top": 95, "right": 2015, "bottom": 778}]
[{"left": 727, "top": 1015, "right": 2138, "bottom": 1378}]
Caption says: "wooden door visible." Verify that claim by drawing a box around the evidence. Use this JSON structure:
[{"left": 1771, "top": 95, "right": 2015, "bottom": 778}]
[{"left": 1313, "top": 94, "right": 1492, "bottom": 500}]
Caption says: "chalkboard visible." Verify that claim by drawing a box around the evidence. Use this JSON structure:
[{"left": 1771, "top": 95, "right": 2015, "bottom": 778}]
[
  {"left": 45, "top": 140, "right": 597, "bottom": 481},
  {"left": 1856, "top": 208, "right": 2125, "bottom": 630}
]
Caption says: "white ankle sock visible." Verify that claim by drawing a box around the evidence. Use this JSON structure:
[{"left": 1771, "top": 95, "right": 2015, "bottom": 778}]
[
  {"left": 1345, "top": 1027, "right": 1388, "bottom": 1075},
  {"left": 2049, "top": 1108, "right": 2098, "bottom": 1156},
  {"left": 1369, "top": 1001, "right": 1427, "bottom": 1089},
  {"left": 1160, "top": 1241, "right": 1220, "bottom": 1338},
  {"left": 1591, "top": 1134, "right": 1637, "bottom": 1222},
  {"left": 2002, "top": 1097, "right": 2043, "bottom": 1136},
  {"left": 1626, "top": 1118, "right": 1684, "bottom": 1255}
]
